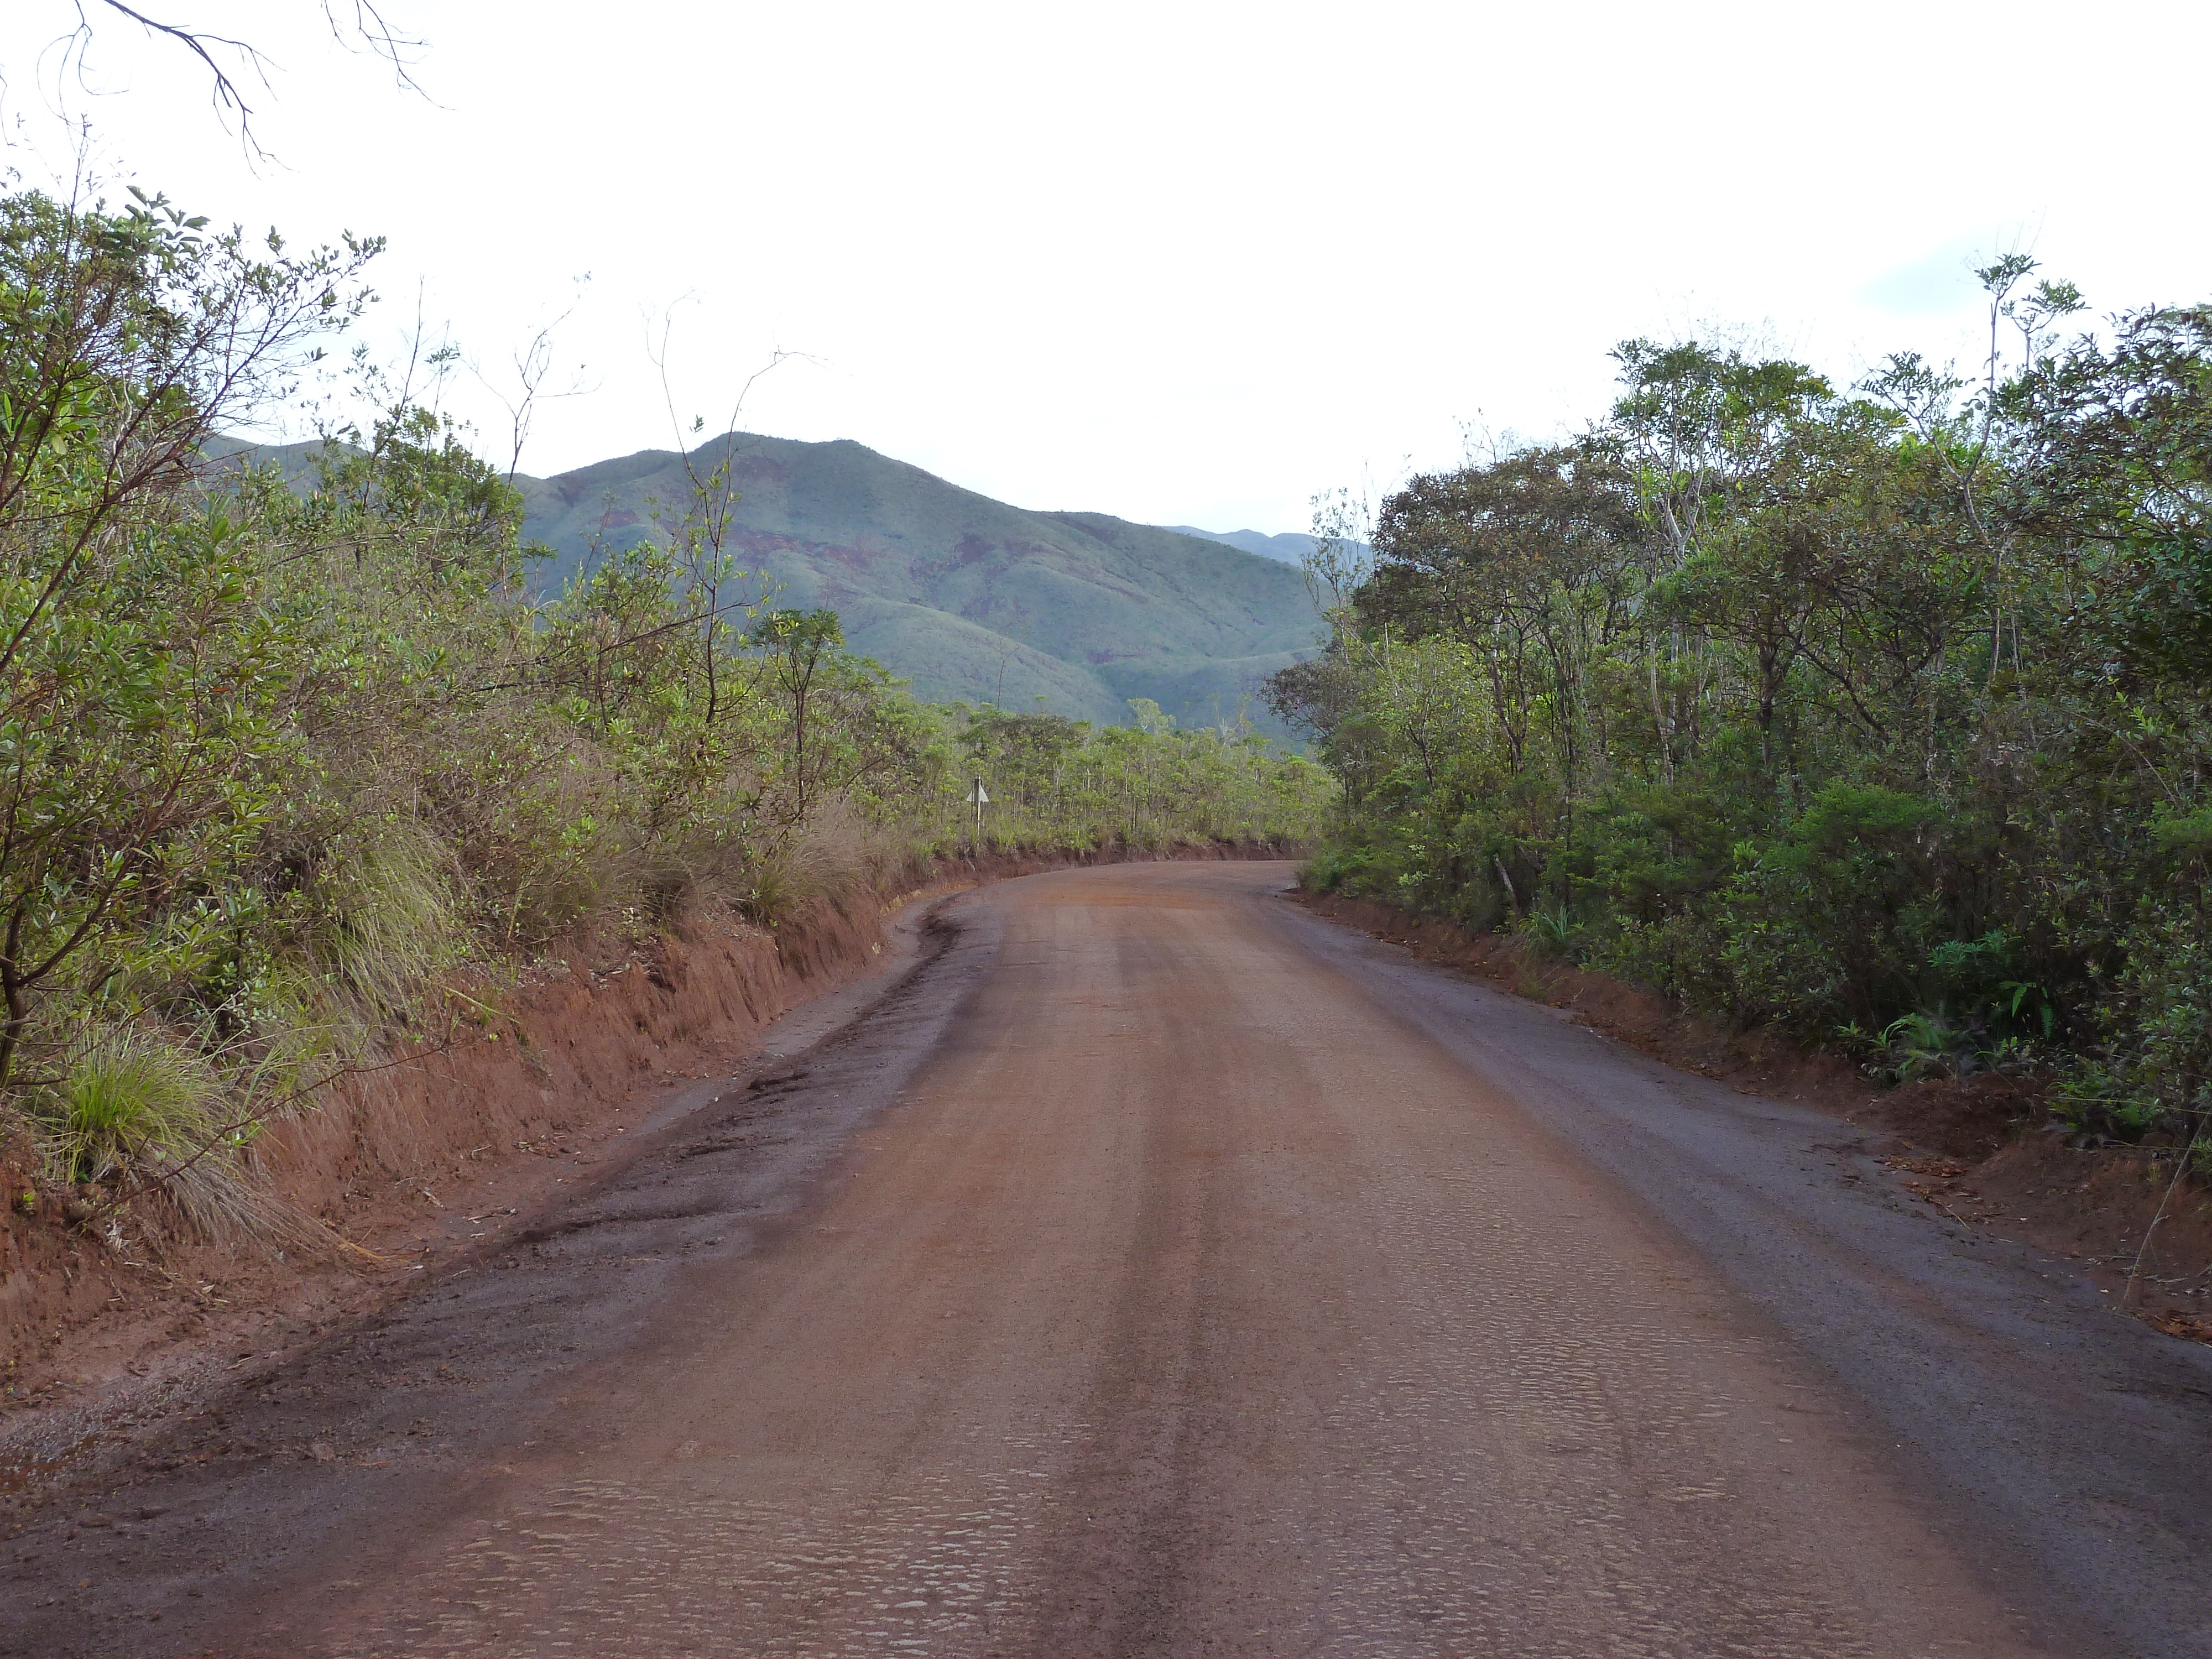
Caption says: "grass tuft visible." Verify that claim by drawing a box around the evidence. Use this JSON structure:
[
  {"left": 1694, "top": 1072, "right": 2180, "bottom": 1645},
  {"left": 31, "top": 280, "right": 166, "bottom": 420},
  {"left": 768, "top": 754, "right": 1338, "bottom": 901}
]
[{"left": 42, "top": 1029, "right": 224, "bottom": 1190}]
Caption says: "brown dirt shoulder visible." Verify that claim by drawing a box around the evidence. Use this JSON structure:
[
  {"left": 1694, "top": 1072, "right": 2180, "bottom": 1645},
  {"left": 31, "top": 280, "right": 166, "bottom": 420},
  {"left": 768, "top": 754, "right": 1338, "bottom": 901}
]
[
  {"left": 0, "top": 839, "right": 1296, "bottom": 1480},
  {"left": 1297, "top": 889, "right": 2212, "bottom": 1345}
]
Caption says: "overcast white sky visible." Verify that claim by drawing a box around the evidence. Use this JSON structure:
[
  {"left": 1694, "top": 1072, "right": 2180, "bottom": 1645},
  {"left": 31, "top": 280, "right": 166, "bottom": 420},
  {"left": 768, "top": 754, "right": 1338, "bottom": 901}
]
[{"left": 3, "top": 1, "right": 2206, "bottom": 533}]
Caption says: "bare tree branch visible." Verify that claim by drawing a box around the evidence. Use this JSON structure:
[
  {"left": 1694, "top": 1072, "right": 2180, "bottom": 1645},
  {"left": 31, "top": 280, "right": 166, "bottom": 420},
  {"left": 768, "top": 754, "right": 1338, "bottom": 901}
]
[
  {"left": 26, "top": 3, "right": 428, "bottom": 159},
  {"left": 83, "top": 2, "right": 269, "bottom": 133}
]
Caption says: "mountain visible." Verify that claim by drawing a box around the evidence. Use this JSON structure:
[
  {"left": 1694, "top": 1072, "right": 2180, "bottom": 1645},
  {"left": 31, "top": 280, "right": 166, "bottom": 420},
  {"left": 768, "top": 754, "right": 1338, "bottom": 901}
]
[
  {"left": 204, "top": 432, "right": 1324, "bottom": 734},
  {"left": 514, "top": 435, "right": 1323, "bottom": 732},
  {"left": 1166, "top": 526, "right": 1314, "bottom": 564}
]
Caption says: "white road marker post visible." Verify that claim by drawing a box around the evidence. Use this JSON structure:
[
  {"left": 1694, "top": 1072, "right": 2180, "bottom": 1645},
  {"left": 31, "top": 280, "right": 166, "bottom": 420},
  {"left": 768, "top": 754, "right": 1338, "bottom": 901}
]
[{"left": 969, "top": 776, "right": 990, "bottom": 852}]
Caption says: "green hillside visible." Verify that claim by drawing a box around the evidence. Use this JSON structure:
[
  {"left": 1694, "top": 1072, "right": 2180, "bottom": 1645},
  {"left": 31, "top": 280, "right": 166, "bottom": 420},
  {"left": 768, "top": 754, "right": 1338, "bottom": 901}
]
[
  {"left": 1166, "top": 526, "right": 1312, "bottom": 563},
  {"left": 513, "top": 435, "right": 1323, "bottom": 732}
]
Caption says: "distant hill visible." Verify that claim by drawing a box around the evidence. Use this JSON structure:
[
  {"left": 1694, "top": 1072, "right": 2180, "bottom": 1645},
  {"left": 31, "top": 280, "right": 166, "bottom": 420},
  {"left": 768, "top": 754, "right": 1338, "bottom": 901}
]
[
  {"left": 513, "top": 435, "right": 1323, "bottom": 732},
  {"left": 204, "top": 432, "right": 1324, "bottom": 734},
  {"left": 1166, "top": 526, "right": 1313, "bottom": 564}
]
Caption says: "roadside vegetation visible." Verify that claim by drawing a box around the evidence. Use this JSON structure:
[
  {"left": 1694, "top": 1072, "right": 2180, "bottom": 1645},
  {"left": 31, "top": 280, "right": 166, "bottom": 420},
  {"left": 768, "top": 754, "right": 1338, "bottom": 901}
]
[
  {"left": 1272, "top": 261, "right": 2209, "bottom": 1151},
  {"left": 0, "top": 180, "right": 1329, "bottom": 1252}
]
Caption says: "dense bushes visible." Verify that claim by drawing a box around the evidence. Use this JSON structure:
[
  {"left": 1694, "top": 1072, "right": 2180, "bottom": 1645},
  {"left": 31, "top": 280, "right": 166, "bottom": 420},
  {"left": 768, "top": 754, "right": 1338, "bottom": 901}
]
[
  {"left": 0, "top": 182, "right": 1332, "bottom": 1248},
  {"left": 941, "top": 701, "right": 1327, "bottom": 853},
  {"left": 1274, "top": 267, "right": 2209, "bottom": 1140}
]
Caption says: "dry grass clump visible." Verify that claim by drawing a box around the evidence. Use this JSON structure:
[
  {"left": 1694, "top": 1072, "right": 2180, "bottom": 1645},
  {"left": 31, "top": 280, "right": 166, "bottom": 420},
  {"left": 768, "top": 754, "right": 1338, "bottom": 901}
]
[
  {"left": 733, "top": 806, "right": 873, "bottom": 926},
  {"left": 31, "top": 1025, "right": 342, "bottom": 1256}
]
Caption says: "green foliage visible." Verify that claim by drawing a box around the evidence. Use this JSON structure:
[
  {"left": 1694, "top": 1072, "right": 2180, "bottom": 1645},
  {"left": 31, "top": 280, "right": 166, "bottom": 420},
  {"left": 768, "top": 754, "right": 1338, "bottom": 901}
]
[
  {"left": 0, "top": 180, "right": 377, "bottom": 1103},
  {"left": 41, "top": 1027, "right": 224, "bottom": 1188},
  {"left": 1275, "top": 268, "right": 2212, "bottom": 1134},
  {"left": 1523, "top": 900, "right": 1587, "bottom": 963},
  {"left": 1871, "top": 1011, "right": 1973, "bottom": 1086},
  {"left": 938, "top": 703, "right": 1331, "bottom": 858},
  {"left": 1786, "top": 784, "right": 1938, "bottom": 855},
  {"left": 0, "top": 179, "right": 1335, "bottom": 1248}
]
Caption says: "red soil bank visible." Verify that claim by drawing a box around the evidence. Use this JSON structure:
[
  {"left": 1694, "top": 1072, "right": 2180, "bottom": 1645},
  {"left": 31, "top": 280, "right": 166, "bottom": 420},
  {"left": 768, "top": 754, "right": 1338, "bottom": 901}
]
[{"left": 0, "top": 841, "right": 1294, "bottom": 1438}]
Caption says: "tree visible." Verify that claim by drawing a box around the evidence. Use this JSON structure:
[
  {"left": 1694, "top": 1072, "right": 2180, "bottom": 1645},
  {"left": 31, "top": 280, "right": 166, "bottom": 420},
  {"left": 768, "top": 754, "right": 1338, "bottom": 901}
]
[
  {"left": 1361, "top": 444, "right": 1639, "bottom": 792},
  {"left": 0, "top": 183, "right": 378, "bottom": 1099}
]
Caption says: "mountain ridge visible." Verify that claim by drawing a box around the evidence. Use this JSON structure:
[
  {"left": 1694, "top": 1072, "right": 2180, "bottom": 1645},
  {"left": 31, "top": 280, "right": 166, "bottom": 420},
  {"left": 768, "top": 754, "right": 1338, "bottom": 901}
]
[
  {"left": 205, "top": 431, "right": 1324, "bottom": 734},
  {"left": 514, "top": 433, "right": 1323, "bottom": 732},
  {"left": 1165, "top": 526, "right": 1315, "bottom": 564}
]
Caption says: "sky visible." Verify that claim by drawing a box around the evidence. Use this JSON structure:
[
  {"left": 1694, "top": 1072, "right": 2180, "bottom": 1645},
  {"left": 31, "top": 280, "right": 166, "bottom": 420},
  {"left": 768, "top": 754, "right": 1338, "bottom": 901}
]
[{"left": 2, "top": 0, "right": 2206, "bottom": 535}]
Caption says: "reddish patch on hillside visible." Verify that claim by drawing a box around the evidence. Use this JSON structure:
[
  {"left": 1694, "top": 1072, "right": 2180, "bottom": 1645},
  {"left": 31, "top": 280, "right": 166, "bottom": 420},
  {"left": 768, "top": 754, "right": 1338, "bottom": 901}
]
[{"left": 727, "top": 455, "right": 792, "bottom": 487}]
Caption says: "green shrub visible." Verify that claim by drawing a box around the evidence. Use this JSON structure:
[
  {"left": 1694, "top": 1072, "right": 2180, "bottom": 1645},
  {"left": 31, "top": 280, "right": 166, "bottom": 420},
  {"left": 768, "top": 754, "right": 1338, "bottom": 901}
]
[
  {"left": 41, "top": 1031, "right": 224, "bottom": 1189},
  {"left": 1272, "top": 296, "right": 2212, "bottom": 1127},
  {"left": 0, "top": 179, "right": 1338, "bottom": 1250}
]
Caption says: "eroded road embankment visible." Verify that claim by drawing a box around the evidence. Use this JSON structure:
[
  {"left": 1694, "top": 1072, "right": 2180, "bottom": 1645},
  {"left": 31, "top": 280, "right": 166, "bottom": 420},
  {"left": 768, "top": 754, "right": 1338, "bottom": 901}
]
[{"left": 6, "top": 863, "right": 2210, "bottom": 1658}]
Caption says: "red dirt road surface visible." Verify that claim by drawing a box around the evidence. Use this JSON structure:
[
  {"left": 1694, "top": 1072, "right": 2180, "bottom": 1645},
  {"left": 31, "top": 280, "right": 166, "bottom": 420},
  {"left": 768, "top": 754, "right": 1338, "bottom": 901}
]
[{"left": 7, "top": 863, "right": 2211, "bottom": 1656}]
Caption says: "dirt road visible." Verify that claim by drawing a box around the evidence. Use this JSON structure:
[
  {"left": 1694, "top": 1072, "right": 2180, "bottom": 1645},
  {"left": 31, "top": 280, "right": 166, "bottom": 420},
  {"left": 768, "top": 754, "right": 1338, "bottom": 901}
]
[{"left": 7, "top": 862, "right": 2211, "bottom": 1657}]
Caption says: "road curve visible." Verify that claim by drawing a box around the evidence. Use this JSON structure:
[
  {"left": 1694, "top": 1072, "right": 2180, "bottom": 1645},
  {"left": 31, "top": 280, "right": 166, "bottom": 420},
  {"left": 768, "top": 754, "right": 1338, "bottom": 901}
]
[{"left": 7, "top": 862, "right": 2211, "bottom": 1657}]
